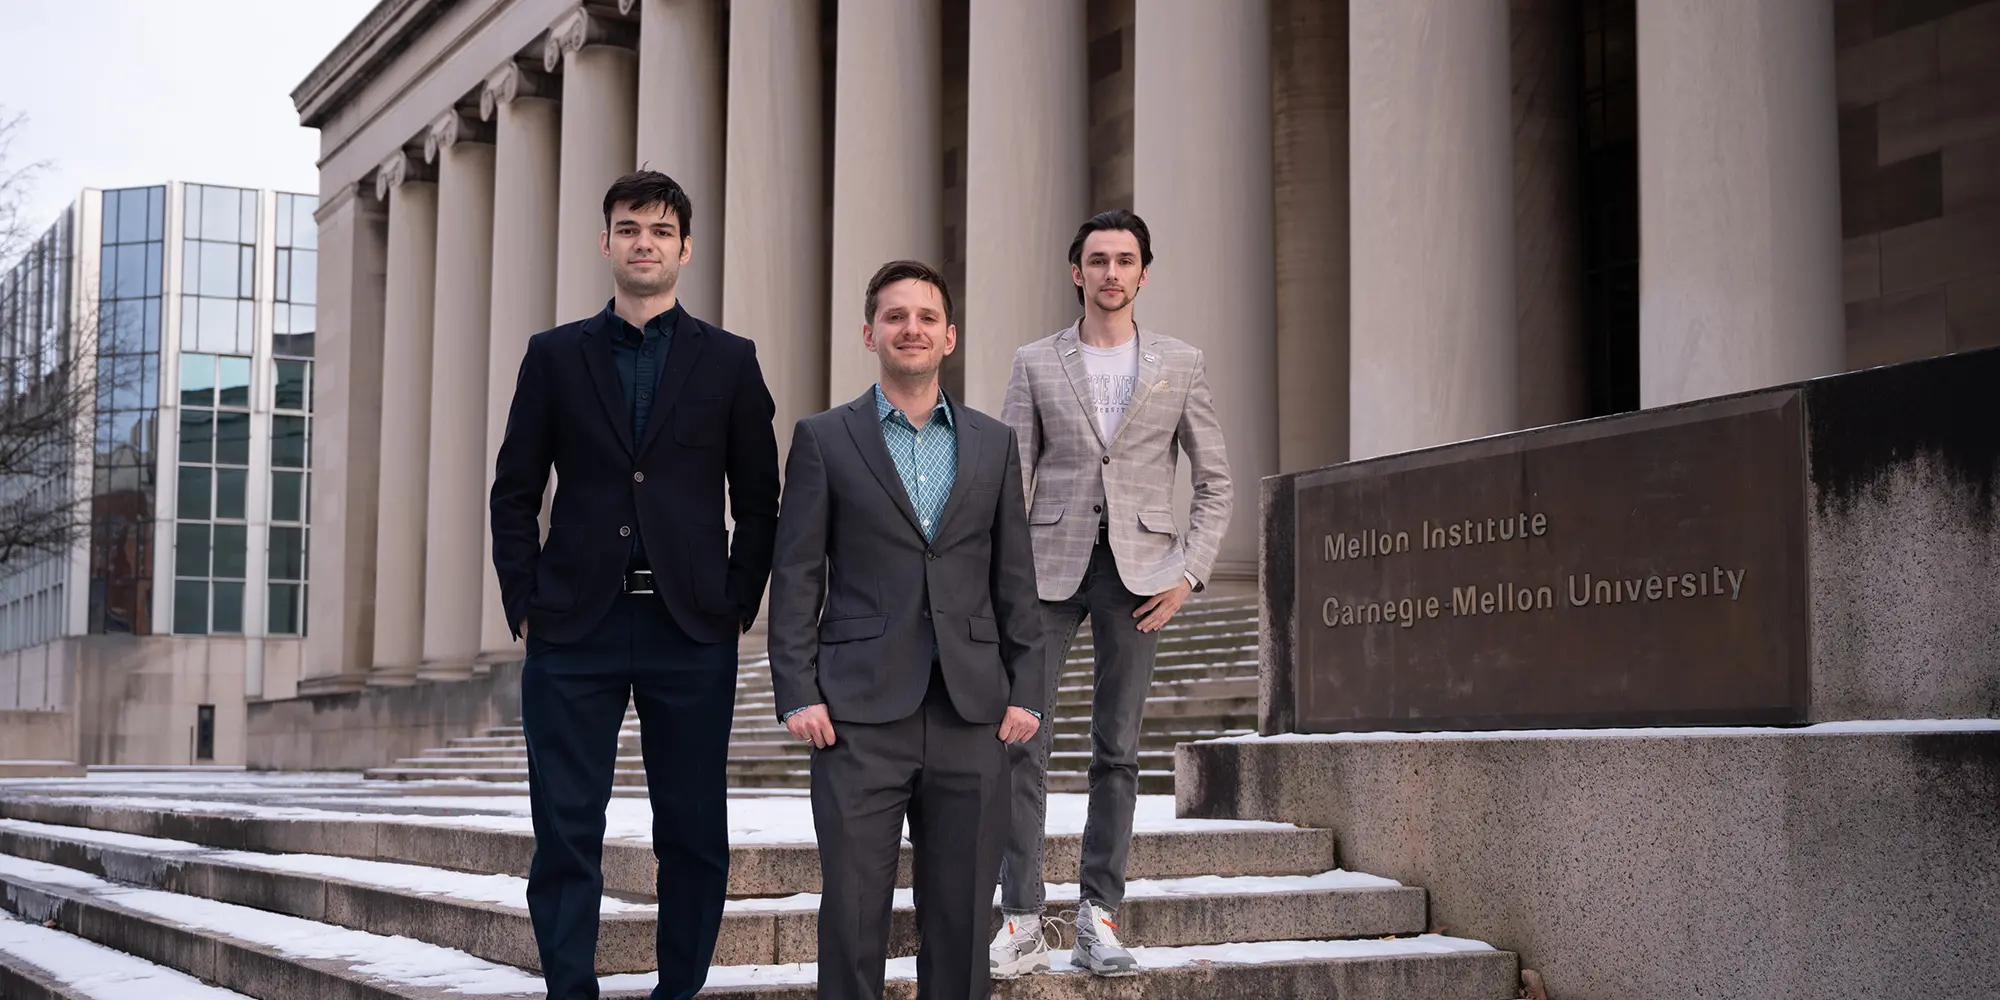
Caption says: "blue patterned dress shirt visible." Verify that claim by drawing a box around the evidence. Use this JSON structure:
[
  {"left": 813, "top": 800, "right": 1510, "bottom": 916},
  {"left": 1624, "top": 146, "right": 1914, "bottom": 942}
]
[{"left": 874, "top": 383, "right": 956, "bottom": 539}]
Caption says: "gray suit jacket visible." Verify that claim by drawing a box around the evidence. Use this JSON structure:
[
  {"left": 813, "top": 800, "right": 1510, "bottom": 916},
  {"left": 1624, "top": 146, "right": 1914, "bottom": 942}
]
[
  {"left": 1001, "top": 323, "right": 1233, "bottom": 601},
  {"left": 767, "top": 388, "right": 1045, "bottom": 726}
]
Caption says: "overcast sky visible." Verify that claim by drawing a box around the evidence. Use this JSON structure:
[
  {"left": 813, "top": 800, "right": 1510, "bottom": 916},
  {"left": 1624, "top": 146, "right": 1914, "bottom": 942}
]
[{"left": 1, "top": 0, "right": 379, "bottom": 231}]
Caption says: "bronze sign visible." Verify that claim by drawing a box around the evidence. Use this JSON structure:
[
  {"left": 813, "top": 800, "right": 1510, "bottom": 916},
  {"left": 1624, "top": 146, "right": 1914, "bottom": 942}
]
[{"left": 1294, "top": 392, "right": 1810, "bottom": 732}]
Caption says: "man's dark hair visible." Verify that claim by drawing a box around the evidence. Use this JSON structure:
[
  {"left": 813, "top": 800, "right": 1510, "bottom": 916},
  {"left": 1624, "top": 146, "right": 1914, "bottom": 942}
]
[
  {"left": 1067, "top": 209, "right": 1153, "bottom": 304},
  {"left": 602, "top": 169, "right": 693, "bottom": 236},
  {"left": 863, "top": 259, "right": 954, "bottom": 324}
]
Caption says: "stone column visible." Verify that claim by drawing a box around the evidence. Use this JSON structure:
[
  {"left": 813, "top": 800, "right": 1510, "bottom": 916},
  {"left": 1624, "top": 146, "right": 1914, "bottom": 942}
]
[
  {"left": 300, "top": 184, "right": 387, "bottom": 695},
  {"left": 478, "top": 63, "right": 562, "bottom": 661},
  {"left": 625, "top": 0, "right": 725, "bottom": 321},
  {"left": 724, "top": 0, "right": 826, "bottom": 462},
  {"left": 369, "top": 152, "right": 438, "bottom": 686},
  {"left": 547, "top": 8, "right": 639, "bottom": 322},
  {"left": 1636, "top": 0, "right": 1842, "bottom": 407},
  {"left": 1272, "top": 0, "right": 1349, "bottom": 473},
  {"left": 418, "top": 112, "right": 496, "bottom": 681},
  {"left": 962, "top": 0, "right": 1088, "bottom": 413},
  {"left": 1133, "top": 0, "right": 1275, "bottom": 580},
  {"left": 828, "top": 0, "right": 942, "bottom": 401},
  {"left": 1349, "top": 0, "right": 1515, "bottom": 460}
]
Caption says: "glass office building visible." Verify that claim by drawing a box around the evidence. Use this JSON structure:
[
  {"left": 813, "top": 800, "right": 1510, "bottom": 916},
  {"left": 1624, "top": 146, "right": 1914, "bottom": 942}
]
[{"left": 0, "top": 183, "right": 317, "bottom": 765}]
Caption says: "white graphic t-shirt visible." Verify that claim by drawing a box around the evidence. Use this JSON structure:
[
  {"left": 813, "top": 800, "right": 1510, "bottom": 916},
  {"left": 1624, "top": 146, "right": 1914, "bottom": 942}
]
[{"left": 1080, "top": 337, "right": 1142, "bottom": 443}]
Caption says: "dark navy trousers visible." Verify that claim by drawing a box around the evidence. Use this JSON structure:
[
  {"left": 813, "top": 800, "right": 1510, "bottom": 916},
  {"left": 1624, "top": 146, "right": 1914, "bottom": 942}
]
[{"left": 522, "top": 593, "right": 738, "bottom": 1000}]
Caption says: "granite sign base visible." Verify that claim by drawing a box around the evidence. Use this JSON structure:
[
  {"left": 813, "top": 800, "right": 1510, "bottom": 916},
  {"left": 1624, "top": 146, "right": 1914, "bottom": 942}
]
[
  {"left": 1177, "top": 724, "right": 2000, "bottom": 1000},
  {"left": 1262, "top": 347, "right": 2000, "bottom": 734}
]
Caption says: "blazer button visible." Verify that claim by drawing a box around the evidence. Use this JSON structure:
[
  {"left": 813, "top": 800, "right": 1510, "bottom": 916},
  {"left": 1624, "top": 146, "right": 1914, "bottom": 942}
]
[
  {"left": 926, "top": 549, "right": 937, "bottom": 560},
  {"left": 619, "top": 525, "right": 632, "bottom": 537},
  {"left": 633, "top": 471, "right": 645, "bottom": 483},
  {"left": 1093, "top": 504, "right": 1102, "bottom": 514},
  {"left": 922, "top": 609, "right": 931, "bottom": 619},
  {"left": 1102, "top": 456, "right": 1111, "bottom": 465}
]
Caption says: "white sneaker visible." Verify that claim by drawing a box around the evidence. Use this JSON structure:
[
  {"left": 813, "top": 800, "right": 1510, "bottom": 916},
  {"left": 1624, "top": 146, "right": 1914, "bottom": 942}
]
[
  {"left": 1071, "top": 900, "right": 1138, "bottom": 977},
  {"left": 989, "top": 914, "right": 1051, "bottom": 980}
]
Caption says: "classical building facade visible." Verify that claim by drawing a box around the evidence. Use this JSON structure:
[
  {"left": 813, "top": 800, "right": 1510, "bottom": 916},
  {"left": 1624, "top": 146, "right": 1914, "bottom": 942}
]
[
  {"left": 0, "top": 183, "right": 320, "bottom": 766},
  {"left": 292, "top": 0, "right": 2000, "bottom": 696}
]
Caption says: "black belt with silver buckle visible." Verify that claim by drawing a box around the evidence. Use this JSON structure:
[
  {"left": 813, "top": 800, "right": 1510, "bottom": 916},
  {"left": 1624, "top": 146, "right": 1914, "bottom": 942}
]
[{"left": 621, "top": 570, "right": 657, "bottom": 595}]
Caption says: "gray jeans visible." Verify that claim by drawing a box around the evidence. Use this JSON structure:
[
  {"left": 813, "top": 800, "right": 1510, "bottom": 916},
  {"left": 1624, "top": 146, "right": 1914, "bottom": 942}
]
[{"left": 998, "top": 540, "right": 1162, "bottom": 915}]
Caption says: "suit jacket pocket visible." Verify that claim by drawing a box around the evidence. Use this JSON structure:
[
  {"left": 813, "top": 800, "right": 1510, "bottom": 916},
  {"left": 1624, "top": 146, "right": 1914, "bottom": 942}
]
[
  {"left": 968, "top": 615, "right": 999, "bottom": 643},
  {"left": 819, "top": 614, "right": 889, "bottom": 642},
  {"left": 532, "top": 526, "right": 582, "bottom": 611},
  {"left": 1028, "top": 501, "right": 1066, "bottom": 526},
  {"left": 1137, "top": 508, "right": 1179, "bottom": 536}
]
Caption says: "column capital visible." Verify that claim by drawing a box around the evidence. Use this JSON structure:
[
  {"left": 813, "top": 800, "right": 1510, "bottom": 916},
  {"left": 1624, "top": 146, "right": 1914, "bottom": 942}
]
[
  {"left": 480, "top": 61, "right": 557, "bottom": 121},
  {"left": 375, "top": 149, "right": 436, "bottom": 201},
  {"left": 543, "top": 7, "right": 638, "bottom": 72},
  {"left": 425, "top": 109, "right": 495, "bottom": 163}
]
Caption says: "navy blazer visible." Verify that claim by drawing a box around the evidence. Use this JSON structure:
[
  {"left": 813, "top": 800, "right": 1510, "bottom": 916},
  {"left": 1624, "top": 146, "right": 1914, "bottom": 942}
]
[{"left": 489, "top": 306, "right": 781, "bottom": 646}]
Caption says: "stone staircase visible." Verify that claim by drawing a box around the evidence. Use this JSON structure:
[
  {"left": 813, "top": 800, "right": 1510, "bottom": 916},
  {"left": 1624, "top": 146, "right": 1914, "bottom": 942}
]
[
  {"left": 0, "top": 778, "right": 1519, "bottom": 998},
  {"left": 367, "top": 593, "right": 1262, "bottom": 793}
]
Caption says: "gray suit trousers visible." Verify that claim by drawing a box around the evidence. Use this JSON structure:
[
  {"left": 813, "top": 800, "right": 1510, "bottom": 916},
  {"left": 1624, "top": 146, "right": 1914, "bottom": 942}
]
[
  {"left": 997, "top": 540, "right": 1162, "bottom": 915},
  {"left": 812, "top": 672, "right": 1009, "bottom": 1000}
]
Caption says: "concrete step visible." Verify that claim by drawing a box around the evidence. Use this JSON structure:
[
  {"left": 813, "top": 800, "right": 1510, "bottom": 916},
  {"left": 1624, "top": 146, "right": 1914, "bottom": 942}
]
[
  {"left": 0, "top": 797, "right": 1340, "bottom": 899},
  {"left": 366, "top": 766, "right": 652, "bottom": 786},
  {"left": 0, "top": 909, "right": 254, "bottom": 1000},
  {"left": 0, "top": 818, "right": 1428, "bottom": 972},
  {"left": 1055, "top": 675, "right": 1255, "bottom": 706},
  {"left": 0, "top": 853, "right": 1516, "bottom": 999}
]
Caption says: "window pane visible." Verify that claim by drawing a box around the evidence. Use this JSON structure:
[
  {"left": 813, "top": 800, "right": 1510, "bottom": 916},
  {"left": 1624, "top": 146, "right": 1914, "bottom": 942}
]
[
  {"left": 294, "top": 199, "right": 317, "bottom": 249},
  {"left": 199, "top": 241, "right": 237, "bottom": 298},
  {"left": 274, "top": 360, "right": 307, "bottom": 410},
  {"left": 275, "top": 249, "right": 291, "bottom": 301},
  {"left": 103, "top": 190, "right": 124, "bottom": 242},
  {"left": 269, "top": 582, "right": 300, "bottom": 635},
  {"left": 271, "top": 414, "right": 307, "bottom": 468},
  {"left": 292, "top": 250, "right": 316, "bottom": 305},
  {"left": 118, "top": 190, "right": 148, "bottom": 244},
  {"left": 290, "top": 304, "right": 314, "bottom": 335},
  {"left": 197, "top": 296, "right": 237, "bottom": 352},
  {"left": 236, "top": 300, "right": 254, "bottom": 353},
  {"left": 115, "top": 244, "right": 147, "bottom": 299},
  {"left": 217, "top": 355, "right": 251, "bottom": 408},
  {"left": 98, "top": 243, "right": 116, "bottom": 298},
  {"left": 239, "top": 246, "right": 255, "bottom": 298},
  {"left": 181, "top": 238, "right": 200, "bottom": 295},
  {"left": 212, "top": 524, "right": 247, "bottom": 579},
  {"left": 241, "top": 190, "right": 260, "bottom": 244},
  {"left": 212, "top": 582, "right": 244, "bottom": 634},
  {"left": 148, "top": 187, "right": 164, "bottom": 241},
  {"left": 270, "top": 471, "right": 303, "bottom": 522},
  {"left": 180, "top": 353, "right": 214, "bottom": 407},
  {"left": 269, "top": 525, "right": 305, "bottom": 580},
  {"left": 214, "top": 410, "right": 250, "bottom": 465},
  {"left": 215, "top": 467, "right": 247, "bottom": 519},
  {"left": 145, "top": 299, "right": 161, "bottom": 352},
  {"left": 177, "top": 466, "right": 211, "bottom": 519},
  {"left": 201, "top": 188, "right": 238, "bottom": 245},
  {"left": 176, "top": 522, "right": 210, "bottom": 577},
  {"left": 146, "top": 243, "right": 162, "bottom": 297},
  {"left": 276, "top": 196, "right": 293, "bottom": 247},
  {"left": 174, "top": 579, "right": 209, "bottom": 635},
  {"left": 183, "top": 186, "right": 202, "bottom": 241},
  {"left": 179, "top": 409, "right": 213, "bottom": 463}
]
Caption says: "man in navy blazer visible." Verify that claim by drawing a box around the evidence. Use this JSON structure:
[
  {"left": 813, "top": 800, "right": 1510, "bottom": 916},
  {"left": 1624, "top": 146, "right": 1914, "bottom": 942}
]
[{"left": 490, "top": 171, "right": 780, "bottom": 1000}]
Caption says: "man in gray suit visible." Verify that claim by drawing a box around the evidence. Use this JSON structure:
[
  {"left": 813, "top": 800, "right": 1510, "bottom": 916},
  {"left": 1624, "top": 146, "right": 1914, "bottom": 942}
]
[
  {"left": 768, "top": 259, "right": 1045, "bottom": 1000},
  {"left": 993, "top": 210, "right": 1233, "bottom": 978}
]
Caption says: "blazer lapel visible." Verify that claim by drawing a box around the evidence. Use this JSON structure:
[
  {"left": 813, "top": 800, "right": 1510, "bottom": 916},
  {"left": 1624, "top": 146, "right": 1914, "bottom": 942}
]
[
  {"left": 579, "top": 325, "right": 634, "bottom": 457},
  {"left": 933, "top": 403, "right": 981, "bottom": 537},
  {"left": 1106, "top": 327, "right": 1165, "bottom": 453},
  {"left": 636, "top": 316, "right": 705, "bottom": 459},
  {"left": 1055, "top": 323, "right": 1109, "bottom": 451},
  {"left": 841, "top": 391, "right": 927, "bottom": 540}
]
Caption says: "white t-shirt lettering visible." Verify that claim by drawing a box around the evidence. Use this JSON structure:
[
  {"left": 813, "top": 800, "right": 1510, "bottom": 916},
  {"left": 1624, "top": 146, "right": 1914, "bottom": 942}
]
[{"left": 1079, "top": 337, "right": 1141, "bottom": 442}]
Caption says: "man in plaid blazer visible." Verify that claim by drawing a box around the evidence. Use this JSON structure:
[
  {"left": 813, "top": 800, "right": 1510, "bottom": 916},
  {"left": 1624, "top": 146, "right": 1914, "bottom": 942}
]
[{"left": 992, "top": 210, "right": 1233, "bottom": 978}]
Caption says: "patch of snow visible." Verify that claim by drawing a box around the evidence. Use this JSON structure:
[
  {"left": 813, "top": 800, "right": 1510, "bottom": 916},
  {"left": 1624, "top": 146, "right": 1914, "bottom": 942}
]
[
  {"left": 728, "top": 871, "right": 1400, "bottom": 914},
  {"left": 0, "top": 910, "right": 255, "bottom": 999},
  {"left": 1208, "top": 718, "right": 2000, "bottom": 744},
  {"left": 0, "top": 819, "right": 650, "bottom": 915}
]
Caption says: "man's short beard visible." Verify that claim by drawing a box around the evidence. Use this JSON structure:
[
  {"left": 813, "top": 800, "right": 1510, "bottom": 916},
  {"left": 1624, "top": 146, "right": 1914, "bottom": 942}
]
[
  {"left": 1094, "top": 287, "right": 1132, "bottom": 312},
  {"left": 617, "top": 265, "right": 677, "bottom": 297}
]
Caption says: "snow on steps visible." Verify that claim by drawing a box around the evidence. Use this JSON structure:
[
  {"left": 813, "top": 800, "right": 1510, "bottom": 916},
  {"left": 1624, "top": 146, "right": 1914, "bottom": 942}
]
[
  {"left": 0, "top": 909, "right": 255, "bottom": 1000},
  {"left": 0, "top": 852, "right": 1518, "bottom": 1000}
]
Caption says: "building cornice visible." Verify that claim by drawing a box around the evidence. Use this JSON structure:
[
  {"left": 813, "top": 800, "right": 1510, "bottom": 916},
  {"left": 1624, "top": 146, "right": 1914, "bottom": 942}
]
[{"left": 293, "top": 0, "right": 453, "bottom": 129}]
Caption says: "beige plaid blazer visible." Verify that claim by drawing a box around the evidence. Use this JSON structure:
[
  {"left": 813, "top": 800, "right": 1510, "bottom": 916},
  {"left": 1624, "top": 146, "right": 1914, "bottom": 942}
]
[{"left": 1000, "top": 323, "right": 1232, "bottom": 601}]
